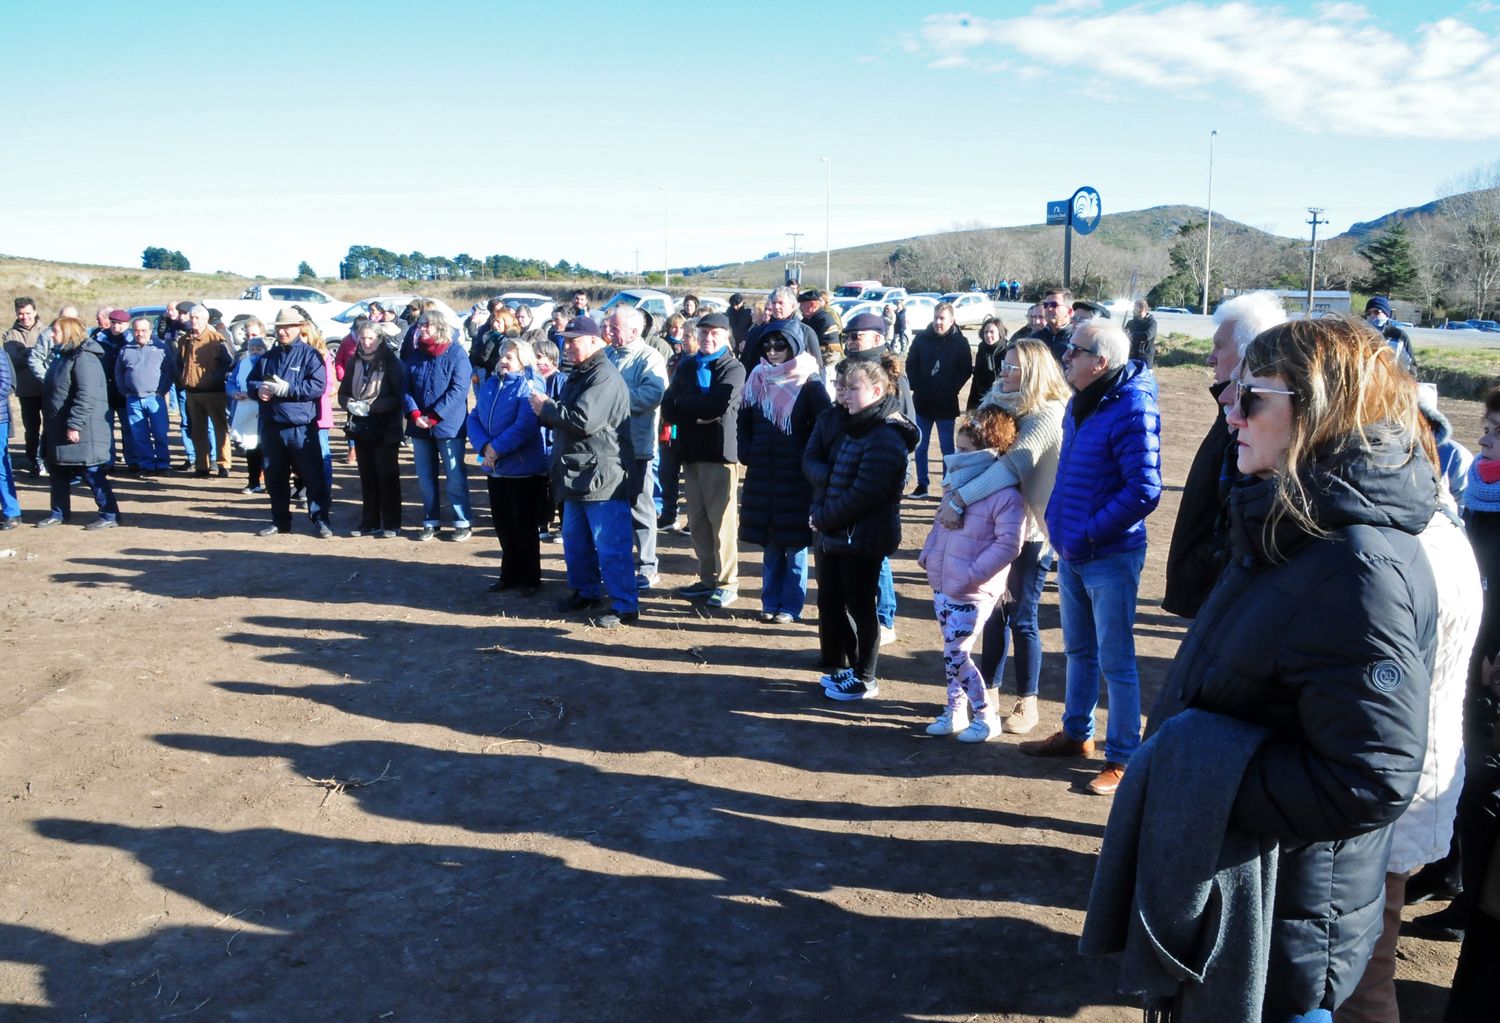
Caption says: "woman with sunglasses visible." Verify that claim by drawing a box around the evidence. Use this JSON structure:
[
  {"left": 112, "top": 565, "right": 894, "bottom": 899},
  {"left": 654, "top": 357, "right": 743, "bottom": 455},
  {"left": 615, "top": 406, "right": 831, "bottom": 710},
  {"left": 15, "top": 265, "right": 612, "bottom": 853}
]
[
  {"left": 965, "top": 316, "right": 1009, "bottom": 411},
  {"left": 1086, "top": 317, "right": 1440, "bottom": 1021},
  {"left": 737, "top": 324, "right": 831, "bottom": 624},
  {"left": 937, "top": 338, "right": 1069, "bottom": 733}
]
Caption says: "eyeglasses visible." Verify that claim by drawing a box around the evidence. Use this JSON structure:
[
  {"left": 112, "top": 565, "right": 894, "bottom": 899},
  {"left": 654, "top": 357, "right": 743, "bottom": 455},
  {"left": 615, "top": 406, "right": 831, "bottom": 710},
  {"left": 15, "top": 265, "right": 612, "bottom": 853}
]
[
  {"left": 1041, "top": 300, "right": 1062, "bottom": 309},
  {"left": 1225, "top": 380, "right": 1296, "bottom": 419},
  {"left": 1062, "top": 342, "right": 1098, "bottom": 357},
  {"left": 1000, "top": 361, "right": 1020, "bottom": 373}
]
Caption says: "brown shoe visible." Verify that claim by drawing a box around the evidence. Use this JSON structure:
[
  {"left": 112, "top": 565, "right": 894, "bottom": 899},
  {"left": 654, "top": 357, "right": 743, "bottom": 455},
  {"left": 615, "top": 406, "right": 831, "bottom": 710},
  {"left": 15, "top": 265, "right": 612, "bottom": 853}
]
[
  {"left": 1018, "top": 730, "right": 1095, "bottom": 758},
  {"left": 1086, "top": 762, "right": 1125, "bottom": 796}
]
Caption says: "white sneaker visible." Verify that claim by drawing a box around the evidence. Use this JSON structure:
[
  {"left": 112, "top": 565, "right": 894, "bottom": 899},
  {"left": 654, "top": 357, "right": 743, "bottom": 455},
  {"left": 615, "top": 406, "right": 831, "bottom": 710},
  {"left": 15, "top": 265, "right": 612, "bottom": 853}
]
[
  {"left": 1003, "top": 695, "right": 1040, "bottom": 734},
  {"left": 707, "top": 587, "right": 738, "bottom": 608},
  {"left": 878, "top": 625, "right": 897, "bottom": 647},
  {"left": 957, "top": 712, "right": 1000, "bottom": 743},
  {"left": 926, "top": 705, "right": 971, "bottom": 736}
]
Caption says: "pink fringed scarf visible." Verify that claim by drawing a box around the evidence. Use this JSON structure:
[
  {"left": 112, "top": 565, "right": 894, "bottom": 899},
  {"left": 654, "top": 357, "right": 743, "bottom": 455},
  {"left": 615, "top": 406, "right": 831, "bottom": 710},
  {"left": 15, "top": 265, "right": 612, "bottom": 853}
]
[{"left": 744, "top": 351, "right": 820, "bottom": 433}]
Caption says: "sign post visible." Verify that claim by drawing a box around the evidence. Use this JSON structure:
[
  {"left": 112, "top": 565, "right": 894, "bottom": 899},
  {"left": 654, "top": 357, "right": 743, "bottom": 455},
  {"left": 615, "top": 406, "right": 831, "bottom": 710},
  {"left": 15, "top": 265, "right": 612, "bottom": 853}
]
[{"left": 1047, "top": 186, "right": 1101, "bottom": 290}]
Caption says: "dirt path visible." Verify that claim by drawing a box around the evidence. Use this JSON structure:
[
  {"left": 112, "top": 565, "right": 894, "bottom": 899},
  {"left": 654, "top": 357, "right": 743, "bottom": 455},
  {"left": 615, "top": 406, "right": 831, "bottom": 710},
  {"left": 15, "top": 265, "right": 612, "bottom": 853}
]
[{"left": 0, "top": 366, "right": 1470, "bottom": 1021}]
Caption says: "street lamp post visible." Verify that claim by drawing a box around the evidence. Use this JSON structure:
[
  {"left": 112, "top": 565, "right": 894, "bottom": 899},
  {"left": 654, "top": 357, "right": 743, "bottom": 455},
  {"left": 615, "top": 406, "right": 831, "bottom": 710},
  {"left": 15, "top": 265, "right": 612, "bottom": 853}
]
[
  {"left": 1202, "top": 129, "right": 1217, "bottom": 314},
  {"left": 820, "top": 156, "right": 831, "bottom": 290}
]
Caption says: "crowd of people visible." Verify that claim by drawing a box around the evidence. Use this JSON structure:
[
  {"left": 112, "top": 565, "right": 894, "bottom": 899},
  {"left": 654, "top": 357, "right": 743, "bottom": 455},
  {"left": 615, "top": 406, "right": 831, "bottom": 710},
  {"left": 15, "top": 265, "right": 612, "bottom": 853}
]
[{"left": 3, "top": 282, "right": 1497, "bottom": 1021}]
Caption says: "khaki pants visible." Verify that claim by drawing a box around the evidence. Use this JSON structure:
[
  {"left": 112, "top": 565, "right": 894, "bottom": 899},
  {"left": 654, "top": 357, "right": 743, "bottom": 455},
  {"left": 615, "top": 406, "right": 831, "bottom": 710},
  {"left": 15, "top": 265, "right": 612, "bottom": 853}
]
[
  {"left": 186, "top": 390, "right": 230, "bottom": 471},
  {"left": 682, "top": 461, "right": 738, "bottom": 589}
]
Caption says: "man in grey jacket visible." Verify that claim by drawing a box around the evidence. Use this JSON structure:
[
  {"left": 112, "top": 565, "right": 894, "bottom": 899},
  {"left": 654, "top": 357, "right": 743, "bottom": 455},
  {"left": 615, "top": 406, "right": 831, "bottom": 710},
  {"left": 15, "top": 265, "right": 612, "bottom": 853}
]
[
  {"left": 604, "top": 306, "right": 668, "bottom": 589},
  {"left": 530, "top": 316, "right": 639, "bottom": 629},
  {"left": 2, "top": 297, "right": 45, "bottom": 475}
]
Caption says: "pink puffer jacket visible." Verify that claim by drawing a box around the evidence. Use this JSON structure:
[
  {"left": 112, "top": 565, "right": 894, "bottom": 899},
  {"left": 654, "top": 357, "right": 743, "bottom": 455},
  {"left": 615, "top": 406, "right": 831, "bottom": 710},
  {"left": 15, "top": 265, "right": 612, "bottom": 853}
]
[{"left": 919, "top": 486, "right": 1026, "bottom": 601}]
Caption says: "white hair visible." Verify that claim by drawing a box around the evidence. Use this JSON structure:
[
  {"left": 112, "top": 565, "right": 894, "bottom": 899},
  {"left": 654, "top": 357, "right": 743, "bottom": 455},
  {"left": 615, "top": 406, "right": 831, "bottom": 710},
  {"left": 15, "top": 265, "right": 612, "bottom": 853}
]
[
  {"left": 769, "top": 285, "right": 798, "bottom": 306},
  {"left": 609, "top": 304, "right": 645, "bottom": 333},
  {"left": 1213, "top": 291, "right": 1286, "bottom": 355},
  {"left": 1076, "top": 320, "right": 1129, "bottom": 366}
]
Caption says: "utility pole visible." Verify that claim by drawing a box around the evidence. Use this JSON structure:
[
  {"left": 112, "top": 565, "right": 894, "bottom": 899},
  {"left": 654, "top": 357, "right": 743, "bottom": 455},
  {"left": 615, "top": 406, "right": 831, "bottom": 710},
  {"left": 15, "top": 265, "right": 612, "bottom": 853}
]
[
  {"left": 1202, "top": 129, "right": 1217, "bottom": 314},
  {"left": 787, "top": 232, "right": 803, "bottom": 264},
  {"left": 1305, "top": 207, "right": 1327, "bottom": 316}
]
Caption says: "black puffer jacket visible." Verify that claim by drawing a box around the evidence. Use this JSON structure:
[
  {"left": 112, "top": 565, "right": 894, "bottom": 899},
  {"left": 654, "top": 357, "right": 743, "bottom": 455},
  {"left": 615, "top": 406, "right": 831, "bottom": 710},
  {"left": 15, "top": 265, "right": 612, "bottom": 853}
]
[
  {"left": 803, "top": 392, "right": 917, "bottom": 557},
  {"left": 43, "top": 339, "right": 113, "bottom": 467},
  {"left": 737, "top": 337, "right": 831, "bottom": 549},
  {"left": 1147, "top": 427, "right": 1439, "bottom": 1015}
]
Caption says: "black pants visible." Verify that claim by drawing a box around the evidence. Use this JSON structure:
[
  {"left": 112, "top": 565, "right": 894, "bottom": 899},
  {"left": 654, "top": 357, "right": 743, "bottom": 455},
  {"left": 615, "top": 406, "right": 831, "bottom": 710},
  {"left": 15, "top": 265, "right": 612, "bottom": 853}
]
[
  {"left": 263, "top": 422, "right": 329, "bottom": 530},
  {"left": 658, "top": 443, "right": 681, "bottom": 524},
  {"left": 817, "top": 550, "right": 883, "bottom": 683},
  {"left": 353, "top": 439, "right": 401, "bottom": 531},
  {"left": 17, "top": 396, "right": 42, "bottom": 466},
  {"left": 245, "top": 448, "right": 263, "bottom": 487},
  {"left": 488, "top": 475, "right": 547, "bottom": 587}
]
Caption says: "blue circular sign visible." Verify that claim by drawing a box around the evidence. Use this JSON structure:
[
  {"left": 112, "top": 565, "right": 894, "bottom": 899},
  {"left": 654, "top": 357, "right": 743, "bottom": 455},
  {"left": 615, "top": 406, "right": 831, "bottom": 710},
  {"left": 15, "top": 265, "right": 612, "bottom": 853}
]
[{"left": 1070, "top": 186, "right": 1102, "bottom": 235}]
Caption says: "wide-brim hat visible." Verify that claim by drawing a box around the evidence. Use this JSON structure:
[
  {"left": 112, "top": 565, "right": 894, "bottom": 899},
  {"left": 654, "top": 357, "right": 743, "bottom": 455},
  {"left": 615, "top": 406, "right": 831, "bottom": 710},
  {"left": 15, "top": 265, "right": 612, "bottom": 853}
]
[{"left": 273, "top": 307, "right": 306, "bottom": 327}]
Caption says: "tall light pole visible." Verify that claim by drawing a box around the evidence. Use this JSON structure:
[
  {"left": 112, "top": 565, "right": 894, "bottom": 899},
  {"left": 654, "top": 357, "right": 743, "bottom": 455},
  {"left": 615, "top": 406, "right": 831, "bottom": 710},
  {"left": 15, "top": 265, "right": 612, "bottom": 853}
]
[
  {"left": 820, "top": 156, "right": 832, "bottom": 290},
  {"left": 660, "top": 185, "right": 669, "bottom": 289},
  {"left": 1306, "top": 207, "right": 1327, "bottom": 316},
  {"left": 1202, "top": 129, "right": 1217, "bottom": 314}
]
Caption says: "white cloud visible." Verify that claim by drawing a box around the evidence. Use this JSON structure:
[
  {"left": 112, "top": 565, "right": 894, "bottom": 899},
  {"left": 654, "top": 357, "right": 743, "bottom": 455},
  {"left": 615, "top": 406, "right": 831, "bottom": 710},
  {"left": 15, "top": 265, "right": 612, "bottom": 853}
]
[{"left": 918, "top": 3, "right": 1500, "bottom": 139}]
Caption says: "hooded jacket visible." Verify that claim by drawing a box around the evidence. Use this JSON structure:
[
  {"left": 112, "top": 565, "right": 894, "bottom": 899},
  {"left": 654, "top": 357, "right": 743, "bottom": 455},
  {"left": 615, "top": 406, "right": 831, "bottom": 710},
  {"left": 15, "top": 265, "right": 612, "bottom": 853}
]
[
  {"left": 736, "top": 328, "right": 832, "bottom": 549},
  {"left": 1045, "top": 360, "right": 1161, "bottom": 562},
  {"left": 1147, "top": 429, "right": 1439, "bottom": 1014},
  {"left": 467, "top": 368, "right": 549, "bottom": 478},
  {"left": 803, "top": 391, "right": 918, "bottom": 557},
  {"left": 42, "top": 339, "right": 112, "bottom": 466}
]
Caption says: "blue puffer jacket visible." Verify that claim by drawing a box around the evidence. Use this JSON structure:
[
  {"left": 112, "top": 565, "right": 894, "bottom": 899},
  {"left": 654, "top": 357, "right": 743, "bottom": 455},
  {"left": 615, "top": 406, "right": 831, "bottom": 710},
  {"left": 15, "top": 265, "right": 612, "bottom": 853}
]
[
  {"left": 1044, "top": 360, "right": 1162, "bottom": 562},
  {"left": 468, "top": 368, "right": 549, "bottom": 477},
  {"left": 403, "top": 341, "right": 471, "bottom": 440}
]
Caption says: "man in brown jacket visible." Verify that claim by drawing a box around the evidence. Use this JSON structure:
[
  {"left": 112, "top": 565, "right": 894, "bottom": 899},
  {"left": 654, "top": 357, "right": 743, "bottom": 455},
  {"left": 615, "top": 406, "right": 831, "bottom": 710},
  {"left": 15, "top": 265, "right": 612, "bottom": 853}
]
[{"left": 177, "top": 303, "right": 234, "bottom": 477}]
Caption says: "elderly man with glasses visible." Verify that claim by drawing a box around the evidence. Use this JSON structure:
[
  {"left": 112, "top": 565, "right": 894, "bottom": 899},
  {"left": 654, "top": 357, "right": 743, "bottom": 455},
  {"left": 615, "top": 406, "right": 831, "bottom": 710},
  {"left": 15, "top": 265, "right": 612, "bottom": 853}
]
[{"left": 1019, "top": 319, "right": 1161, "bottom": 797}]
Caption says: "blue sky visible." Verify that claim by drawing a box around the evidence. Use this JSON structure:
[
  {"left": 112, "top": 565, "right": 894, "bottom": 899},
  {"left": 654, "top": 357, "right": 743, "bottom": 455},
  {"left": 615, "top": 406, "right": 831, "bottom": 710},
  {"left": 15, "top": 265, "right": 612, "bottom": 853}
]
[{"left": 3, "top": 0, "right": 1497, "bottom": 280}]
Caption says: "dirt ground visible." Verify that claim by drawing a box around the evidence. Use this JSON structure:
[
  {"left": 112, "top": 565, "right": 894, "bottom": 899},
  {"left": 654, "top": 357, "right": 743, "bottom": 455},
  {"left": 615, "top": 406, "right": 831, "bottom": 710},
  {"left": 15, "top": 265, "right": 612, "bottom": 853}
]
[{"left": 0, "top": 365, "right": 1477, "bottom": 1022}]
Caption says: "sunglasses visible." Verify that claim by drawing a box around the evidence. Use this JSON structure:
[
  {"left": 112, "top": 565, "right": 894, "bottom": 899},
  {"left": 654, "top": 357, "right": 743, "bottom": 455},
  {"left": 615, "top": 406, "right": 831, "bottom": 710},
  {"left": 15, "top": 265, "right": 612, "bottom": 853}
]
[
  {"left": 766, "top": 341, "right": 791, "bottom": 352},
  {"left": 1062, "top": 342, "right": 1098, "bottom": 357},
  {"left": 1226, "top": 380, "right": 1296, "bottom": 419},
  {"left": 1000, "top": 361, "right": 1020, "bottom": 373},
  {"left": 1041, "top": 300, "right": 1063, "bottom": 309}
]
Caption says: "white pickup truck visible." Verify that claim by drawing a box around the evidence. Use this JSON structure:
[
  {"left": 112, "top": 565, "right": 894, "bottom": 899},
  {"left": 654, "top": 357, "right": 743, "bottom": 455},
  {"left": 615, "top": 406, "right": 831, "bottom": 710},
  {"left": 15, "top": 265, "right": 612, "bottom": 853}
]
[{"left": 198, "top": 284, "right": 348, "bottom": 344}]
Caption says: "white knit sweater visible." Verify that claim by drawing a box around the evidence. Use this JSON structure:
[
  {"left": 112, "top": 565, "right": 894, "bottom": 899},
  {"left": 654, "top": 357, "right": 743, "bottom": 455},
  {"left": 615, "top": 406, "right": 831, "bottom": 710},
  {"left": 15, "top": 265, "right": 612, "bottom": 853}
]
[{"left": 952, "top": 395, "right": 1066, "bottom": 541}]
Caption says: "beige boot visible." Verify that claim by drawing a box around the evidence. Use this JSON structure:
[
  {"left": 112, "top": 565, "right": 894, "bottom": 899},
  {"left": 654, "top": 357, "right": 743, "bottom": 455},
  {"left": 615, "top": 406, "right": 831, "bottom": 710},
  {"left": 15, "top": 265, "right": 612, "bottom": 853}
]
[{"left": 1003, "top": 695, "right": 1039, "bottom": 734}]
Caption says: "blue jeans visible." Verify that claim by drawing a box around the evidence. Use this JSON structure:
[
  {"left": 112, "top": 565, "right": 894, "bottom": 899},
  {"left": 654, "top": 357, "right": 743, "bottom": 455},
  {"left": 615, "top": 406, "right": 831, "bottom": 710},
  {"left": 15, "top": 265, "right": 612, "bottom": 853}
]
[
  {"left": 562, "top": 499, "right": 638, "bottom": 613},
  {"left": 172, "top": 385, "right": 196, "bottom": 463},
  {"left": 410, "top": 435, "right": 472, "bottom": 528},
  {"left": 981, "top": 540, "right": 1053, "bottom": 696},
  {"left": 1057, "top": 546, "right": 1146, "bottom": 764},
  {"left": 877, "top": 557, "right": 896, "bottom": 630},
  {"left": 318, "top": 428, "right": 333, "bottom": 493},
  {"left": 913, "top": 413, "right": 955, "bottom": 490},
  {"left": 104, "top": 404, "right": 137, "bottom": 467},
  {"left": 126, "top": 395, "right": 172, "bottom": 470},
  {"left": 761, "top": 542, "right": 808, "bottom": 618},
  {"left": 0, "top": 422, "right": 20, "bottom": 518}
]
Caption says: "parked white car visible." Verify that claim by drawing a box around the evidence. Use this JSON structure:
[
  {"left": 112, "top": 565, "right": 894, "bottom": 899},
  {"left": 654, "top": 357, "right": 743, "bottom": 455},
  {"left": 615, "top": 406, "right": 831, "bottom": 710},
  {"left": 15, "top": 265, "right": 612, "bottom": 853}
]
[
  {"left": 499, "top": 292, "right": 555, "bottom": 325},
  {"left": 330, "top": 295, "right": 466, "bottom": 344},
  {"left": 939, "top": 292, "right": 998, "bottom": 328},
  {"left": 597, "top": 289, "right": 676, "bottom": 334},
  {"left": 199, "top": 284, "right": 347, "bottom": 344}
]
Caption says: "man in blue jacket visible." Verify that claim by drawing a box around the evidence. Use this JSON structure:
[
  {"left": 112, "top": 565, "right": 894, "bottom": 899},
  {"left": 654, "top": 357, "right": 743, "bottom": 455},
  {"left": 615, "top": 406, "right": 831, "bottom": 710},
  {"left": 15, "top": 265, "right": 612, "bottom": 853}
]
[
  {"left": 249, "top": 308, "right": 332, "bottom": 538},
  {"left": 1020, "top": 320, "right": 1161, "bottom": 796}
]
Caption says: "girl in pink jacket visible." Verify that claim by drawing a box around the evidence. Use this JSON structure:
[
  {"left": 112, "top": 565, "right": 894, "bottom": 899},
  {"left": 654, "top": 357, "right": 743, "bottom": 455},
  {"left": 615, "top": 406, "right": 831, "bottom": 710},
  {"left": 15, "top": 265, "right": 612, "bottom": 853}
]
[{"left": 917, "top": 408, "right": 1026, "bottom": 742}]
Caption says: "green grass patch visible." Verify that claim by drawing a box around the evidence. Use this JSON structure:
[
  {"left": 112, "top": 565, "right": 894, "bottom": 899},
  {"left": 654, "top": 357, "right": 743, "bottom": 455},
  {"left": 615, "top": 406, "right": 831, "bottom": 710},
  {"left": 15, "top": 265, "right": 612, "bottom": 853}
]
[
  {"left": 1156, "top": 332, "right": 1211, "bottom": 368},
  {"left": 1415, "top": 348, "right": 1500, "bottom": 401}
]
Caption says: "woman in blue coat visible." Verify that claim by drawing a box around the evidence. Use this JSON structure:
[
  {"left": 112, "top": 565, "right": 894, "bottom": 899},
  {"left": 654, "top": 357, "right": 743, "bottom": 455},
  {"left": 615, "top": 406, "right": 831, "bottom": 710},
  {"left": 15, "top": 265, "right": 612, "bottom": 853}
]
[
  {"left": 468, "top": 339, "right": 549, "bottom": 594},
  {"left": 736, "top": 324, "right": 830, "bottom": 622},
  {"left": 402, "top": 314, "right": 473, "bottom": 542}
]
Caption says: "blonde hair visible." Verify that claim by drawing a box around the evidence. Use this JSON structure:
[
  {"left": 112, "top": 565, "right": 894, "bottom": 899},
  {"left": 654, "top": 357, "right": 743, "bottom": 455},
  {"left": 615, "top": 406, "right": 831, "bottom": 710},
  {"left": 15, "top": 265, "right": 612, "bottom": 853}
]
[
  {"left": 1240, "top": 315, "right": 1423, "bottom": 541},
  {"left": 51, "top": 316, "right": 87, "bottom": 351},
  {"left": 499, "top": 337, "right": 536, "bottom": 369},
  {"left": 993, "top": 337, "right": 1069, "bottom": 415}
]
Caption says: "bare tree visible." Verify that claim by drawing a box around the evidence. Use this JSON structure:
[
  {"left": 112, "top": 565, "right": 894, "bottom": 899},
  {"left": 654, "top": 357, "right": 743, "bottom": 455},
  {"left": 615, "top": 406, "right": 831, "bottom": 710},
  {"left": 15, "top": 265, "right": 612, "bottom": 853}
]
[
  {"left": 1407, "top": 214, "right": 1450, "bottom": 318},
  {"left": 1438, "top": 163, "right": 1500, "bottom": 316}
]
